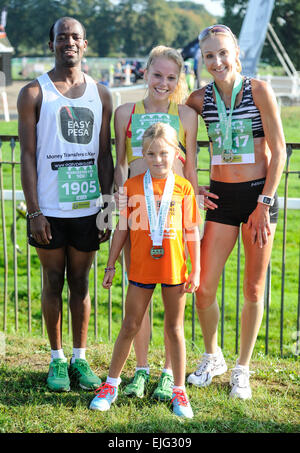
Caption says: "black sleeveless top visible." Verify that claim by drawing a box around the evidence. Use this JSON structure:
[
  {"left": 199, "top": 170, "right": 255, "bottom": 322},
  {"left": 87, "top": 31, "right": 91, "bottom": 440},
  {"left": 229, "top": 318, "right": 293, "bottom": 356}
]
[{"left": 202, "top": 77, "right": 265, "bottom": 139}]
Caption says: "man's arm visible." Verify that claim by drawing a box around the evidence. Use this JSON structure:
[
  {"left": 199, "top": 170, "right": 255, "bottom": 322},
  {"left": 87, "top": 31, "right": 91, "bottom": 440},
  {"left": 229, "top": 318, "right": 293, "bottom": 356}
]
[
  {"left": 18, "top": 81, "right": 52, "bottom": 244},
  {"left": 97, "top": 83, "right": 114, "bottom": 243}
]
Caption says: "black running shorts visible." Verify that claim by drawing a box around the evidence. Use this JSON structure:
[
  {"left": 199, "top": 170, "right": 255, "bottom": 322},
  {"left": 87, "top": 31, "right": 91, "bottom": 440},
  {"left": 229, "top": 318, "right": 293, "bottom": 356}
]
[
  {"left": 206, "top": 178, "right": 279, "bottom": 227},
  {"left": 27, "top": 213, "right": 100, "bottom": 251}
]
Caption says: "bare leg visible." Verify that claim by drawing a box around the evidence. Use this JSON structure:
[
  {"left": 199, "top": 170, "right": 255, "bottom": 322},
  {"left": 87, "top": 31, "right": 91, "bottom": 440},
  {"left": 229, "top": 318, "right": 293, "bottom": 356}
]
[
  {"left": 36, "top": 247, "right": 66, "bottom": 350},
  {"left": 123, "top": 235, "right": 150, "bottom": 367},
  {"left": 66, "top": 246, "right": 95, "bottom": 348},
  {"left": 133, "top": 311, "right": 173, "bottom": 370},
  {"left": 162, "top": 285, "right": 186, "bottom": 386},
  {"left": 239, "top": 223, "right": 277, "bottom": 366},
  {"left": 133, "top": 311, "right": 151, "bottom": 367},
  {"left": 163, "top": 320, "right": 173, "bottom": 370},
  {"left": 124, "top": 235, "right": 170, "bottom": 369},
  {"left": 108, "top": 284, "right": 154, "bottom": 378},
  {"left": 196, "top": 221, "right": 239, "bottom": 353}
]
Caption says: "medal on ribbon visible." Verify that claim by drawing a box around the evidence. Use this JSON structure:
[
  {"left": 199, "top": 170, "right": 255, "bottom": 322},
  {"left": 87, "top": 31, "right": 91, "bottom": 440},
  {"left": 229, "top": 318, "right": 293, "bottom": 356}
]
[
  {"left": 143, "top": 169, "right": 175, "bottom": 260},
  {"left": 150, "top": 246, "right": 165, "bottom": 259},
  {"left": 221, "top": 149, "right": 234, "bottom": 162},
  {"left": 213, "top": 74, "right": 243, "bottom": 163}
]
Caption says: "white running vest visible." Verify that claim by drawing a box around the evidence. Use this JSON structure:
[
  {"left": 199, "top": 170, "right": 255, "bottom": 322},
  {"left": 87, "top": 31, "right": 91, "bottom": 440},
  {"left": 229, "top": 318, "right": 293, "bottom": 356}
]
[{"left": 36, "top": 73, "right": 102, "bottom": 218}]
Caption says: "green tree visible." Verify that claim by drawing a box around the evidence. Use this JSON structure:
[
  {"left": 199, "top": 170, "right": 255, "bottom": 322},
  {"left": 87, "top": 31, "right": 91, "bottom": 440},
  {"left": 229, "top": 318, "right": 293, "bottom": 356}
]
[
  {"left": 115, "top": 0, "right": 144, "bottom": 56},
  {"left": 0, "top": 0, "right": 63, "bottom": 54},
  {"left": 222, "top": 0, "right": 300, "bottom": 69},
  {"left": 169, "top": 2, "right": 216, "bottom": 49},
  {"left": 137, "top": 0, "right": 177, "bottom": 55},
  {"left": 0, "top": 0, "right": 218, "bottom": 57},
  {"left": 78, "top": 0, "right": 119, "bottom": 57},
  {"left": 269, "top": 0, "right": 300, "bottom": 68}
]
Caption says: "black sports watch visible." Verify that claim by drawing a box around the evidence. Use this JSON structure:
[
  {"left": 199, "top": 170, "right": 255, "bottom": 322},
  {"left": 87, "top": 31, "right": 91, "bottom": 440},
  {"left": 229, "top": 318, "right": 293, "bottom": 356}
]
[{"left": 257, "top": 194, "right": 274, "bottom": 206}]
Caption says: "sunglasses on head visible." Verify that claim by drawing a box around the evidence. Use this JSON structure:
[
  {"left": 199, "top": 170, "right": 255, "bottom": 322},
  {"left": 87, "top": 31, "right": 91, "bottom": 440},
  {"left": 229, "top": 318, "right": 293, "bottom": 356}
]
[{"left": 198, "top": 24, "right": 233, "bottom": 42}]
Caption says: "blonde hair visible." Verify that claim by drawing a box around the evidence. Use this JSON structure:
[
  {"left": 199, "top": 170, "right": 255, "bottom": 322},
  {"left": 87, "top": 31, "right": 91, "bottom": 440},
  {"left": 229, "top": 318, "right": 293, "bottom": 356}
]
[
  {"left": 200, "top": 27, "right": 242, "bottom": 73},
  {"left": 142, "top": 122, "right": 180, "bottom": 155},
  {"left": 145, "top": 45, "right": 188, "bottom": 104}
]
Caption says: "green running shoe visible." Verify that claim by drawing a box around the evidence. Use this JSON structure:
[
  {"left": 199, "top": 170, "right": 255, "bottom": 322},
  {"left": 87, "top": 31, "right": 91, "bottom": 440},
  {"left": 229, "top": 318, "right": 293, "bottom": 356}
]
[
  {"left": 47, "top": 359, "right": 70, "bottom": 392},
  {"left": 69, "top": 358, "right": 102, "bottom": 390},
  {"left": 152, "top": 372, "right": 174, "bottom": 401},
  {"left": 123, "top": 369, "right": 149, "bottom": 398}
]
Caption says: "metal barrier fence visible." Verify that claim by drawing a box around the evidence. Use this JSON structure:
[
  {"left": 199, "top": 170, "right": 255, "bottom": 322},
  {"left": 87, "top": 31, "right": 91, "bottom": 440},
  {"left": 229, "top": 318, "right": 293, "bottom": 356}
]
[{"left": 0, "top": 136, "right": 299, "bottom": 357}]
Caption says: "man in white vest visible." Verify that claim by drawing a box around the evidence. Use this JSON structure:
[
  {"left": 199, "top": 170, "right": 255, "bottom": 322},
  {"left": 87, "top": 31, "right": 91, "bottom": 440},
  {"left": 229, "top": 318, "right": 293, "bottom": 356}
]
[{"left": 18, "top": 17, "right": 113, "bottom": 392}]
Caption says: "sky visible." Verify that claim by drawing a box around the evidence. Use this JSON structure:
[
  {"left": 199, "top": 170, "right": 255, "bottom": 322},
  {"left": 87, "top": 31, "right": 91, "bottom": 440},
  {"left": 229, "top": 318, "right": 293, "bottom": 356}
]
[
  {"left": 186, "top": 0, "right": 225, "bottom": 17},
  {"left": 110, "top": 0, "right": 225, "bottom": 17}
]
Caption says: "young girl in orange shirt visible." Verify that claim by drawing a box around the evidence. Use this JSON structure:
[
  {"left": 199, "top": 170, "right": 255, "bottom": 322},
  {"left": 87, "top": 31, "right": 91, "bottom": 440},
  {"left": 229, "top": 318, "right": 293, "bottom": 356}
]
[{"left": 90, "top": 122, "right": 200, "bottom": 418}]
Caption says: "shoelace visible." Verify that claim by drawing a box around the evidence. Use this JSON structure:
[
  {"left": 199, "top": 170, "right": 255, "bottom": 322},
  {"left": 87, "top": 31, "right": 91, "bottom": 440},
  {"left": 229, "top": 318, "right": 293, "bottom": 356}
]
[
  {"left": 231, "top": 368, "right": 253, "bottom": 387},
  {"left": 160, "top": 374, "right": 173, "bottom": 389},
  {"left": 195, "top": 357, "right": 213, "bottom": 375},
  {"left": 94, "top": 382, "right": 116, "bottom": 398},
  {"left": 53, "top": 361, "right": 68, "bottom": 378},
  {"left": 75, "top": 360, "right": 93, "bottom": 376},
  {"left": 171, "top": 389, "right": 189, "bottom": 407},
  {"left": 132, "top": 371, "right": 147, "bottom": 386}
]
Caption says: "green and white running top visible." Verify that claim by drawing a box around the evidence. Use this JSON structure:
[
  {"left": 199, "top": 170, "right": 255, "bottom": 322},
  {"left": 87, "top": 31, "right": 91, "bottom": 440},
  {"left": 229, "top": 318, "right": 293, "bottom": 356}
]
[{"left": 36, "top": 73, "right": 102, "bottom": 218}]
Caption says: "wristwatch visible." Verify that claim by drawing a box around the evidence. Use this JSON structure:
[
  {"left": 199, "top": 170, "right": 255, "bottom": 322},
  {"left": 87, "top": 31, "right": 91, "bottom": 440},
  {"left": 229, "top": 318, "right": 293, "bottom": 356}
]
[{"left": 257, "top": 194, "right": 274, "bottom": 206}]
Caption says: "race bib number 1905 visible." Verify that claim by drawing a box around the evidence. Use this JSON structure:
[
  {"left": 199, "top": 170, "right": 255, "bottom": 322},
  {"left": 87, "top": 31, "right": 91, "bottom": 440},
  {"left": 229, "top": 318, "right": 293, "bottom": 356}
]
[{"left": 58, "top": 165, "right": 101, "bottom": 210}]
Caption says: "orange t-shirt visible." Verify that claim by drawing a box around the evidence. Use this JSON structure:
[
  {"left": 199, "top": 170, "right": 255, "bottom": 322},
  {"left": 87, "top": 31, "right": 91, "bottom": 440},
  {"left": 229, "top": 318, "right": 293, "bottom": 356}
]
[{"left": 122, "top": 172, "right": 200, "bottom": 284}]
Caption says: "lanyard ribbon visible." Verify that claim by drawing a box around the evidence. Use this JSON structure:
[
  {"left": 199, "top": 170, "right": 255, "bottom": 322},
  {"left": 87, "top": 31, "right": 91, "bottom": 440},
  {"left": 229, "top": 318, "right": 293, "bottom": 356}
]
[
  {"left": 213, "top": 74, "right": 243, "bottom": 150},
  {"left": 143, "top": 169, "right": 175, "bottom": 247}
]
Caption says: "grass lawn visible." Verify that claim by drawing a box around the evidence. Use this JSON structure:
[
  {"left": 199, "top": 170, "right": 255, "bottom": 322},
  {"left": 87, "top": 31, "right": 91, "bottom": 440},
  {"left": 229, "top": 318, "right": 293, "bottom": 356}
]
[{"left": 0, "top": 334, "right": 299, "bottom": 434}]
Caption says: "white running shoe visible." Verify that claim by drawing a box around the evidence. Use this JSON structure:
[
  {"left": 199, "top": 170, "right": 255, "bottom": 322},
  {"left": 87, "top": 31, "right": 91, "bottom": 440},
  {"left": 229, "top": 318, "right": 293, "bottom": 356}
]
[
  {"left": 229, "top": 365, "right": 252, "bottom": 400},
  {"left": 187, "top": 347, "right": 228, "bottom": 387}
]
